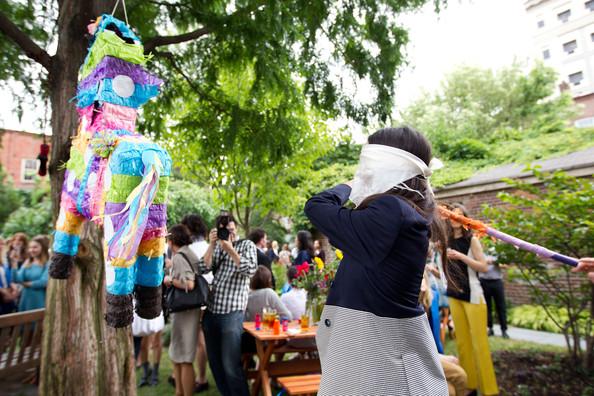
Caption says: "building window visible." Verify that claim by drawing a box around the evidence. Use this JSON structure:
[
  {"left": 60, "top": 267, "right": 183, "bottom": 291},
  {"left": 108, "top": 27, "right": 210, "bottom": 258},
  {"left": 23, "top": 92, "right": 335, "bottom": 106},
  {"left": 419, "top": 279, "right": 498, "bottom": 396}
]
[
  {"left": 557, "top": 9, "right": 571, "bottom": 22},
  {"left": 542, "top": 49, "right": 551, "bottom": 59},
  {"left": 537, "top": 20, "right": 545, "bottom": 28},
  {"left": 569, "top": 71, "right": 583, "bottom": 86},
  {"left": 586, "top": 1, "right": 594, "bottom": 11},
  {"left": 21, "top": 159, "right": 39, "bottom": 183},
  {"left": 563, "top": 40, "right": 577, "bottom": 54},
  {"left": 591, "top": 32, "right": 594, "bottom": 42}
]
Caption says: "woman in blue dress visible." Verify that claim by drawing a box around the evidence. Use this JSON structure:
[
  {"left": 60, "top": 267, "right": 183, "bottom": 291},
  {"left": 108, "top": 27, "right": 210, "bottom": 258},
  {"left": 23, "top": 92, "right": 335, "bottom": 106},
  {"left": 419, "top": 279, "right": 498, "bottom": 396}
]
[
  {"left": 14, "top": 235, "right": 49, "bottom": 311},
  {"left": 305, "top": 127, "right": 449, "bottom": 395}
]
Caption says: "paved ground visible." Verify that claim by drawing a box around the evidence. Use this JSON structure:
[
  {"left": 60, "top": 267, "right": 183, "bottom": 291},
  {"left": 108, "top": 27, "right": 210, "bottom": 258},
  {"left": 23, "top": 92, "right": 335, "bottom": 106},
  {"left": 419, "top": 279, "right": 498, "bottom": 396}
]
[{"left": 492, "top": 324, "right": 586, "bottom": 349}]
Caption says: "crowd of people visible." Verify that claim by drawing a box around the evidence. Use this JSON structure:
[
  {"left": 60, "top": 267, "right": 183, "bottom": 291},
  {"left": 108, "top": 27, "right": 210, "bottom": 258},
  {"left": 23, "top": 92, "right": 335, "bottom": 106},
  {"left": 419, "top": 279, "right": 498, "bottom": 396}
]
[
  {"left": 0, "top": 233, "right": 50, "bottom": 315},
  {"left": 131, "top": 212, "right": 324, "bottom": 396}
]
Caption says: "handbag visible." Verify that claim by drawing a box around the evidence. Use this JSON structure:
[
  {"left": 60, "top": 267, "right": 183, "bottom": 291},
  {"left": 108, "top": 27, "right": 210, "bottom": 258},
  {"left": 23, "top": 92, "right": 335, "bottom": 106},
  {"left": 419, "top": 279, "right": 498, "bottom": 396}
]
[{"left": 164, "top": 251, "right": 209, "bottom": 313}]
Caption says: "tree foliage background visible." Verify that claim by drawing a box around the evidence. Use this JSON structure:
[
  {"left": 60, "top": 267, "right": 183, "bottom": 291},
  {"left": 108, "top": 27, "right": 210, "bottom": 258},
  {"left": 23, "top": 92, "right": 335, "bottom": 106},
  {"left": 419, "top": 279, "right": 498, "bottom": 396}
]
[
  {"left": 484, "top": 168, "right": 594, "bottom": 369},
  {"left": 400, "top": 63, "right": 594, "bottom": 187}
]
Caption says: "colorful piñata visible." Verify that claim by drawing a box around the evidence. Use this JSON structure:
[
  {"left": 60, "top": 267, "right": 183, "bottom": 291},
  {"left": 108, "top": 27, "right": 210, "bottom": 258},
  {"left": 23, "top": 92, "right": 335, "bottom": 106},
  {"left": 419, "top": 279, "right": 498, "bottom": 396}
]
[{"left": 50, "top": 14, "right": 172, "bottom": 328}]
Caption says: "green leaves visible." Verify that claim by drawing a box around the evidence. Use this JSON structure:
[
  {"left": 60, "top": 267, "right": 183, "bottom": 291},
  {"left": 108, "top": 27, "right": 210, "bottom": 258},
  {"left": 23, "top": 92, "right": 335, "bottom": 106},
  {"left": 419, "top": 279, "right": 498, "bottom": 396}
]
[{"left": 484, "top": 168, "right": 594, "bottom": 365}]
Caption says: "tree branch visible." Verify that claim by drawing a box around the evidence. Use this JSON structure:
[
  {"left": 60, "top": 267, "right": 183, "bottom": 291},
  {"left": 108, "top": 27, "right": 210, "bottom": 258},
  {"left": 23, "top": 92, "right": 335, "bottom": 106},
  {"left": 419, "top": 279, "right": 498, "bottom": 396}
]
[
  {"left": 145, "top": 27, "right": 210, "bottom": 53},
  {"left": 144, "top": 0, "right": 268, "bottom": 53},
  {"left": 0, "top": 11, "right": 52, "bottom": 70}
]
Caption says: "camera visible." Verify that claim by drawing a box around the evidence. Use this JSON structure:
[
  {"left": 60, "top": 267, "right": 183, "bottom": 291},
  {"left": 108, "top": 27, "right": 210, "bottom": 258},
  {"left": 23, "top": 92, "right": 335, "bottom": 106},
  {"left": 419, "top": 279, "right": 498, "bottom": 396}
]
[{"left": 216, "top": 210, "right": 231, "bottom": 241}]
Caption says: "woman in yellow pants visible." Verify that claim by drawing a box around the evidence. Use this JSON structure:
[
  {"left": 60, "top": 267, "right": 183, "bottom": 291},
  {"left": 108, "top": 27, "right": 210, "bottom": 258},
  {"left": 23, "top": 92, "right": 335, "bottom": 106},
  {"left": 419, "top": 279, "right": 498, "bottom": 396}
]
[{"left": 444, "top": 204, "right": 499, "bottom": 396}]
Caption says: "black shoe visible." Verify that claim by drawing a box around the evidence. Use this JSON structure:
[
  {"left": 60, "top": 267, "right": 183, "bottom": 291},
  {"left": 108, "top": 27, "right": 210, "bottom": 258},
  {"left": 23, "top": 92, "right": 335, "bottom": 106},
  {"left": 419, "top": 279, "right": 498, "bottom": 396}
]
[
  {"left": 502, "top": 330, "right": 510, "bottom": 339},
  {"left": 194, "top": 382, "right": 209, "bottom": 393},
  {"left": 149, "top": 363, "right": 159, "bottom": 386},
  {"left": 487, "top": 328, "right": 494, "bottom": 337},
  {"left": 138, "top": 362, "right": 151, "bottom": 387},
  {"left": 168, "top": 375, "right": 175, "bottom": 387}
]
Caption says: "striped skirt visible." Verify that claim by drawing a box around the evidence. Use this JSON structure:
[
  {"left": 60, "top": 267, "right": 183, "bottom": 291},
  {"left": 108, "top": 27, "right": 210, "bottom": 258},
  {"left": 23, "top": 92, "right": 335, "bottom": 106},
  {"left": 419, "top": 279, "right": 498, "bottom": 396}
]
[{"left": 316, "top": 305, "right": 448, "bottom": 396}]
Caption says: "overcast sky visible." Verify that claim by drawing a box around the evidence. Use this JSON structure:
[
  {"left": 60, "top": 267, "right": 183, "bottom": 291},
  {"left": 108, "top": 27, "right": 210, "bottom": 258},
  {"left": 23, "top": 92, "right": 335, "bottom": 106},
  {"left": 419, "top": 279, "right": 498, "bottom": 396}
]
[{"left": 0, "top": 0, "right": 534, "bottom": 135}]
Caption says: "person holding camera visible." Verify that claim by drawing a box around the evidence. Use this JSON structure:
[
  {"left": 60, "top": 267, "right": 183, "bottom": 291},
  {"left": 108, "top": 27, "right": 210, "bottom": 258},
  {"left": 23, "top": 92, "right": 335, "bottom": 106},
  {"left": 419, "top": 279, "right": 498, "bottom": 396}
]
[{"left": 199, "top": 212, "right": 257, "bottom": 396}]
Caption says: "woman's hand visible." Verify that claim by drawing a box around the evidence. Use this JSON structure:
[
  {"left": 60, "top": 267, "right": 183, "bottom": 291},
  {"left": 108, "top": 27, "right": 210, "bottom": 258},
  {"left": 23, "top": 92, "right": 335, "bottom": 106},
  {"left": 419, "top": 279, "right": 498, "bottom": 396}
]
[
  {"left": 163, "top": 275, "right": 172, "bottom": 288},
  {"left": 22, "top": 281, "right": 32, "bottom": 288},
  {"left": 447, "top": 248, "right": 464, "bottom": 261}
]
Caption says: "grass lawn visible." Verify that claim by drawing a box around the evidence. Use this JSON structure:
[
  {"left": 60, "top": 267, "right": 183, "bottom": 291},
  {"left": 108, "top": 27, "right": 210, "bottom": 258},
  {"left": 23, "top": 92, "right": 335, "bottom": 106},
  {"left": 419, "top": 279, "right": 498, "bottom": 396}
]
[
  {"left": 138, "top": 334, "right": 569, "bottom": 396},
  {"left": 136, "top": 353, "right": 220, "bottom": 396},
  {"left": 443, "top": 335, "right": 566, "bottom": 356}
]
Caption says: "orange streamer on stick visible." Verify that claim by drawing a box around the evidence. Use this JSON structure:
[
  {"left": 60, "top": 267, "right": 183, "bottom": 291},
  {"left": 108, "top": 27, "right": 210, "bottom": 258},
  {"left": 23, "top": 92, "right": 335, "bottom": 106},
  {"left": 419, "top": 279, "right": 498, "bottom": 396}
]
[{"left": 438, "top": 206, "right": 489, "bottom": 237}]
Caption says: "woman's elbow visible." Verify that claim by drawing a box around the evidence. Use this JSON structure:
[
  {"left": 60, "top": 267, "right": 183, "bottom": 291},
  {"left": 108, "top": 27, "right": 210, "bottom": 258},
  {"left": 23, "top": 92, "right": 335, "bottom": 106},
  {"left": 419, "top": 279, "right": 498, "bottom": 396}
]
[{"left": 477, "top": 262, "right": 489, "bottom": 273}]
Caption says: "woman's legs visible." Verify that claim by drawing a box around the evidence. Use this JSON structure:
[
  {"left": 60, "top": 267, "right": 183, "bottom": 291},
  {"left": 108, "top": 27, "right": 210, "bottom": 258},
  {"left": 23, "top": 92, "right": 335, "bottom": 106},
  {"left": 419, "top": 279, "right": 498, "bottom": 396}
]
[
  {"left": 150, "top": 332, "right": 162, "bottom": 385},
  {"left": 462, "top": 301, "right": 499, "bottom": 395},
  {"left": 139, "top": 336, "right": 151, "bottom": 386},
  {"left": 173, "top": 363, "right": 183, "bottom": 396},
  {"left": 180, "top": 362, "right": 195, "bottom": 396},
  {"left": 195, "top": 325, "right": 208, "bottom": 385},
  {"left": 449, "top": 298, "right": 478, "bottom": 391}
]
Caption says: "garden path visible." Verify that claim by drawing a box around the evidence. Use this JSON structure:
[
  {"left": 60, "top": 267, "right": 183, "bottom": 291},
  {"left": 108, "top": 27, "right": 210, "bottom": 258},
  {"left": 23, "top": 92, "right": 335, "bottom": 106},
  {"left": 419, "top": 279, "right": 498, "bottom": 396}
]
[{"left": 493, "top": 324, "right": 586, "bottom": 349}]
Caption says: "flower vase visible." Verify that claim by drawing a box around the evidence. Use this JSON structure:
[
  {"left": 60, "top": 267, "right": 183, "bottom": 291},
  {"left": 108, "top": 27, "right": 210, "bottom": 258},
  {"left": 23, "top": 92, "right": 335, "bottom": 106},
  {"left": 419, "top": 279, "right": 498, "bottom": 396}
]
[{"left": 306, "top": 294, "right": 322, "bottom": 324}]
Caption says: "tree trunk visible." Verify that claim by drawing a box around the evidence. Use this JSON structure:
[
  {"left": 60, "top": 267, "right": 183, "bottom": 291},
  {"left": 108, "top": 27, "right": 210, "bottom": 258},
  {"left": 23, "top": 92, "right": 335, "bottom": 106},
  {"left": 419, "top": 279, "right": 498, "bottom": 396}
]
[
  {"left": 40, "top": 224, "right": 135, "bottom": 395},
  {"left": 41, "top": 1, "right": 135, "bottom": 394}
]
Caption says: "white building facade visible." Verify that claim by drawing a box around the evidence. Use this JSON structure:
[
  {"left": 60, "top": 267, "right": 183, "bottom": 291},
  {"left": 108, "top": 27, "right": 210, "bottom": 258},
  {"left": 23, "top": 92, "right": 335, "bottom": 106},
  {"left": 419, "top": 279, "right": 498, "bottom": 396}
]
[{"left": 525, "top": 0, "right": 594, "bottom": 126}]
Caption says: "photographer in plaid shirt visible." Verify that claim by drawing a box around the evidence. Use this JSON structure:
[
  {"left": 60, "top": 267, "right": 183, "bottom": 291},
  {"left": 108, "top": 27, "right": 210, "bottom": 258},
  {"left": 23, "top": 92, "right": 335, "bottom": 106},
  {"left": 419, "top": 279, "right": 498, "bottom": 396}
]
[{"left": 199, "top": 212, "right": 257, "bottom": 396}]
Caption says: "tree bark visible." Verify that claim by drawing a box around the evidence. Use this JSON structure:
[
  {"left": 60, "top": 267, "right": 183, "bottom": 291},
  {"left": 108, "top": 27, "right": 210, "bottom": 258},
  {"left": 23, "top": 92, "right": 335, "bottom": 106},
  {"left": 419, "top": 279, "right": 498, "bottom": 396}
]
[
  {"left": 40, "top": 1, "right": 135, "bottom": 394},
  {"left": 40, "top": 224, "right": 135, "bottom": 395}
]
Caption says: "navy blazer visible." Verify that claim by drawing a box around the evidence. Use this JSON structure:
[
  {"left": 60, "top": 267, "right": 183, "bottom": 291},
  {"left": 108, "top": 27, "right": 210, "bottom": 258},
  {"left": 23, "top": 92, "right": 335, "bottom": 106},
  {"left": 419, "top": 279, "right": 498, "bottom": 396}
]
[{"left": 304, "top": 184, "right": 428, "bottom": 319}]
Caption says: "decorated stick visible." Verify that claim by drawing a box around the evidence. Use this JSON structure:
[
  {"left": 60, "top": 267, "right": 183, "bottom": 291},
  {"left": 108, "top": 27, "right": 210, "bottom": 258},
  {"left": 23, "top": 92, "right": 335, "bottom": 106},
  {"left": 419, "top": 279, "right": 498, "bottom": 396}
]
[{"left": 438, "top": 206, "right": 579, "bottom": 267}]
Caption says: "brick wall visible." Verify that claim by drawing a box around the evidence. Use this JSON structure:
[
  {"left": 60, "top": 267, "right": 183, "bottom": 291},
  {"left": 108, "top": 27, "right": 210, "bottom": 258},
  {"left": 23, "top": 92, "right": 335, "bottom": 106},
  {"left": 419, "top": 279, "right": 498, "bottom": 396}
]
[
  {"left": 575, "top": 93, "right": 594, "bottom": 118},
  {"left": 0, "top": 129, "right": 47, "bottom": 190}
]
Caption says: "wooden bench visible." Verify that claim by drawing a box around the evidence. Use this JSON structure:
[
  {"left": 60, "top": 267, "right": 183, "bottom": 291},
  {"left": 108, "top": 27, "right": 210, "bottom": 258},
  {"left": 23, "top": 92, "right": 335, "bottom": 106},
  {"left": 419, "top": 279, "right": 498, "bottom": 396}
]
[
  {"left": 277, "top": 374, "right": 321, "bottom": 395},
  {"left": 0, "top": 309, "right": 44, "bottom": 382}
]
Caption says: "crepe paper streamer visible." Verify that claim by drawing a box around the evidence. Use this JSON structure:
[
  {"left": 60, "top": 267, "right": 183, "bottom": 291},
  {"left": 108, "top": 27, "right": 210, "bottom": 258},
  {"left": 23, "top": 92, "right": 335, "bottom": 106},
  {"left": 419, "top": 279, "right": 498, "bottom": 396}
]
[
  {"left": 80, "top": 30, "right": 148, "bottom": 79},
  {"left": 438, "top": 206, "right": 579, "bottom": 267},
  {"left": 88, "top": 14, "right": 141, "bottom": 45},
  {"left": 79, "top": 56, "right": 162, "bottom": 91},
  {"left": 78, "top": 103, "right": 138, "bottom": 133},
  {"left": 77, "top": 79, "right": 160, "bottom": 109}
]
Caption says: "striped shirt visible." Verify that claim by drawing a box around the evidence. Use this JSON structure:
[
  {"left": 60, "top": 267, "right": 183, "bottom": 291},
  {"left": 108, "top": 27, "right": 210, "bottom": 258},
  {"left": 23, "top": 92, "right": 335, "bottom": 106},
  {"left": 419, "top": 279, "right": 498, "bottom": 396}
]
[{"left": 198, "top": 239, "right": 257, "bottom": 314}]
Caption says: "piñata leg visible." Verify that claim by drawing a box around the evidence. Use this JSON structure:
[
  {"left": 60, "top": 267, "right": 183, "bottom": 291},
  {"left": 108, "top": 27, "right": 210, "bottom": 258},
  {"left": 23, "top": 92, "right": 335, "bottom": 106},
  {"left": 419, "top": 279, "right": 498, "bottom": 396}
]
[
  {"left": 50, "top": 172, "right": 86, "bottom": 279},
  {"left": 134, "top": 206, "right": 167, "bottom": 319},
  {"left": 103, "top": 200, "right": 136, "bottom": 327}
]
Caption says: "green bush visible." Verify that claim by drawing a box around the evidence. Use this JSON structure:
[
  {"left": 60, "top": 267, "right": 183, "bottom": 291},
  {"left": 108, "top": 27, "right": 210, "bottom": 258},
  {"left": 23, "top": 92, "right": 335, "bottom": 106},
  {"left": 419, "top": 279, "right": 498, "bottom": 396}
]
[
  {"left": 508, "top": 304, "right": 591, "bottom": 335},
  {"left": 446, "top": 138, "right": 489, "bottom": 160},
  {"left": 2, "top": 196, "right": 53, "bottom": 237}
]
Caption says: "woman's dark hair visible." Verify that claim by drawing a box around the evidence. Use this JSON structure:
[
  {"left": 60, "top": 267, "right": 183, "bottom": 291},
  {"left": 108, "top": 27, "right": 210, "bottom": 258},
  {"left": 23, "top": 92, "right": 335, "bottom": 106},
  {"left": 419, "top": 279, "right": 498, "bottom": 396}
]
[
  {"left": 168, "top": 224, "right": 192, "bottom": 247},
  {"left": 181, "top": 214, "right": 208, "bottom": 240},
  {"left": 250, "top": 265, "right": 273, "bottom": 290},
  {"left": 296, "top": 230, "right": 315, "bottom": 258},
  {"left": 357, "top": 126, "right": 453, "bottom": 287},
  {"left": 287, "top": 266, "right": 298, "bottom": 283},
  {"left": 248, "top": 228, "right": 266, "bottom": 245}
]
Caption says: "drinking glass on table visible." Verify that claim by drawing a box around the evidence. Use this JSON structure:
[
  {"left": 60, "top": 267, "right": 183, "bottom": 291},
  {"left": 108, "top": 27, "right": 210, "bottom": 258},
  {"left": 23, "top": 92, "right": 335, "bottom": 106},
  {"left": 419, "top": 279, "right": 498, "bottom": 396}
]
[{"left": 300, "top": 313, "right": 310, "bottom": 330}]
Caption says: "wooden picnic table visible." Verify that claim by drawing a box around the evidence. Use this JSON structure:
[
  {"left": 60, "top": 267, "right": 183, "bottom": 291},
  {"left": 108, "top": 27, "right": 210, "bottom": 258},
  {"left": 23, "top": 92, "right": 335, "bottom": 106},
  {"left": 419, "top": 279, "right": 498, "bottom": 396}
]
[{"left": 243, "top": 321, "right": 321, "bottom": 396}]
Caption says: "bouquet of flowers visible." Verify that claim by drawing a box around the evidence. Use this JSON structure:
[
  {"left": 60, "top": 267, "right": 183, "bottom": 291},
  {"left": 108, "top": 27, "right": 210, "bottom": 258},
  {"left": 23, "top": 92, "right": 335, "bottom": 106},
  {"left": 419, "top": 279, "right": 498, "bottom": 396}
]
[{"left": 293, "top": 250, "right": 342, "bottom": 322}]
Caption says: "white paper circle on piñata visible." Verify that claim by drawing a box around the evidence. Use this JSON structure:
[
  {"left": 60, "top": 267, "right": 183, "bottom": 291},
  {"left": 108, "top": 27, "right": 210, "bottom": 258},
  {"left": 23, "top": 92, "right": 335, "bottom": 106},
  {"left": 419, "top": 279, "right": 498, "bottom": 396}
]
[{"left": 113, "top": 75, "right": 135, "bottom": 98}]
